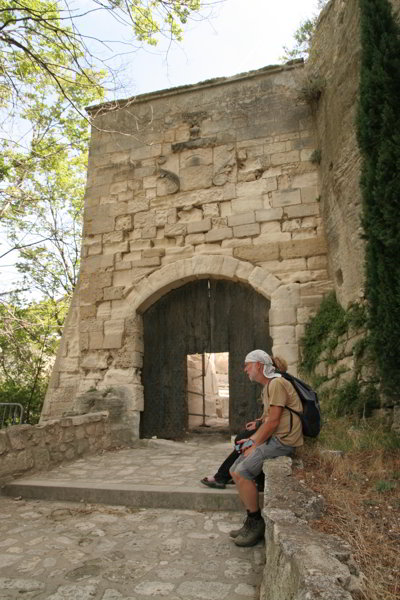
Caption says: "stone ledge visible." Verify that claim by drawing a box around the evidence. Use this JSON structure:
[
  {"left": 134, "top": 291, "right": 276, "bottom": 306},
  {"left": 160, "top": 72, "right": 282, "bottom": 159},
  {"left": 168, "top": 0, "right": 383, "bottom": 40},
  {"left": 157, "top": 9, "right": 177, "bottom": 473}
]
[
  {"left": 261, "top": 456, "right": 362, "bottom": 600},
  {"left": 0, "top": 412, "right": 114, "bottom": 486}
]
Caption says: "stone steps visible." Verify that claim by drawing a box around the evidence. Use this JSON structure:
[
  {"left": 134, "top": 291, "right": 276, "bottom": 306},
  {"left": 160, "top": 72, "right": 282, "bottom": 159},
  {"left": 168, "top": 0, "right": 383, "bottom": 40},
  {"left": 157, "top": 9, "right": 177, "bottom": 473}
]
[{"left": 2, "top": 477, "right": 246, "bottom": 511}]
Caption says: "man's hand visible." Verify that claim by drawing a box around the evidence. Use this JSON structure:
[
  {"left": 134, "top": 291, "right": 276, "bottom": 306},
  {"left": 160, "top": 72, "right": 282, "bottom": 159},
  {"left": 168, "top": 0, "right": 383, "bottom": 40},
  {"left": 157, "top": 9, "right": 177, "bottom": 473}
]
[
  {"left": 245, "top": 420, "right": 258, "bottom": 431},
  {"left": 235, "top": 438, "right": 256, "bottom": 455},
  {"left": 242, "top": 443, "right": 257, "bottom": 457}
]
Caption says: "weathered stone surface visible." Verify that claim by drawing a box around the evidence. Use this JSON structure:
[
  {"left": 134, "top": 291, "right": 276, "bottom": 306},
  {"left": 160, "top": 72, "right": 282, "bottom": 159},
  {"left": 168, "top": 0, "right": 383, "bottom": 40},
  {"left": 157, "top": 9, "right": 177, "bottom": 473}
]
[
  {"left": 271, "top": 188, "right": 301, "bottom": 208},
  {"left": 234, "top": 244, "right": 279, "bottom": 262},
  {"left": 42, "top": 62, "right": 333, "bottom": 426},
  {"left": 279, "top": 237, "right": 327, "bottom": 259},
  {"left": 227, "top": 212, "right": 255, "bottom": 227},
  {"left": 261, "top": 456, "right": 358, "bottom": 600},
  {"left": 233, "top": 223, "right": 260, "bottom": 238},
  {"left": 204, "top": 227, "right": 233, "bottom": 242},
  {"left": 255, "top": 208, "right": 283, "bottom": 222}
]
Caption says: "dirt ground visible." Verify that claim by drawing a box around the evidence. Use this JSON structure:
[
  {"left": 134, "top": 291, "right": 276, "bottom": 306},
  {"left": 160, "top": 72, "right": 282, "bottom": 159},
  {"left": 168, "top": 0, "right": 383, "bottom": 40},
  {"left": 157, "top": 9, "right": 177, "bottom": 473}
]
[{"left": 295, "top": 445, "right": 400, "bottom": 600}]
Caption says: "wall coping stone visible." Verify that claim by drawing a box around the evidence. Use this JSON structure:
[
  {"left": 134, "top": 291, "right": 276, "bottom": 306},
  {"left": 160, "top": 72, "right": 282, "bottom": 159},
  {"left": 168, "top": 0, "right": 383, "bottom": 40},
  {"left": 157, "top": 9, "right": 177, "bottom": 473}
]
[
  {"left": 0, "top": 412, "right": 115, "bottom": 486},
  {"left": 261, "top": 456, "right": 363, "bottom": 600},
  {"left": 87, "top": 60, "right": 304, "bottom": 113}
]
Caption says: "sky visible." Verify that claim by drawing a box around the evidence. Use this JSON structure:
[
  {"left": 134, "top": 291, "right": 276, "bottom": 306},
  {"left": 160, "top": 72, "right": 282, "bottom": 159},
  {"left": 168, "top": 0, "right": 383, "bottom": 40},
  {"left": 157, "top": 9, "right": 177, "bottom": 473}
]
[
  {"left": 80, "top": 0, "right": 320, "bottom": 99},
  {"left": 0, "top": 0, "right": 321, "bottom": 297}
]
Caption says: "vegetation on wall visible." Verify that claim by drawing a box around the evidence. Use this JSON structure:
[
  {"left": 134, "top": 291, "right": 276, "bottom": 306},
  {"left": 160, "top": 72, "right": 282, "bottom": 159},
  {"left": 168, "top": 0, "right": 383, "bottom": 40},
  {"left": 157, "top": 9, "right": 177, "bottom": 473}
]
[
  {"left": 357, "top": 0, "right": 400, "bottom": 397},
  {"left": 299, "top": 292, "right": 380, "bottom": 418},
  {"left": 300, "top": 292, "right": 366, "bottom": 377}
]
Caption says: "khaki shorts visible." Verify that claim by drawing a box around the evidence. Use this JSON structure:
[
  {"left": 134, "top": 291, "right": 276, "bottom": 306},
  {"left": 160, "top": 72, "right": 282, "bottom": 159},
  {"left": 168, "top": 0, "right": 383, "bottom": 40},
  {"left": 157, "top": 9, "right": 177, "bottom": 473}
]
[{"left": 230, "top": 436, "right": 294, "bottom": 480}]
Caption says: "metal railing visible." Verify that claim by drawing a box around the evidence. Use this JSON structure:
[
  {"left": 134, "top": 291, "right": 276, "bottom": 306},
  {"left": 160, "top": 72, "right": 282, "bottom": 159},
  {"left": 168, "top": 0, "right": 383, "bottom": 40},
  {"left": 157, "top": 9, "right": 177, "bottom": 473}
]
[{"left": 0, "top": 403, "right": 24, "bottom": 428}]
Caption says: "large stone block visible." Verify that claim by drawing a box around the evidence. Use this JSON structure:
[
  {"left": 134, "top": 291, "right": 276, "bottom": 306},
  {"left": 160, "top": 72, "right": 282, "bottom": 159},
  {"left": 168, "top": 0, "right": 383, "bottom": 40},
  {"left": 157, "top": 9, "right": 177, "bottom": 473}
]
[
  {"left": 86, "top": 215, "right": 114, "bottom": 235},
  {"left": 134, "top": 211, "right": 156, "bottom": 228},
  {"left": 270, "top": 150, "right": 300, "bottom": 165},
  {"left": 187, "top": 218, "right": 212, "bottom": 234},
  {"left": 248, "top": 267, "right": 280, "bottom": 298},
  {"left": 233, "top": 223, "right": 260, "bottom": 238},
  {"left": 269, "top": 307, "right": 297, "bottom": 326},
  {"left": 270, "top": 325, "right": 297, "bottom": 345},
  {"left": 271, "top": 189, "right": 301, "bottom": 208},
  {"left": 205, "top": 227, "right": 233, "bottom": 242},
  {"left": 81, "top": 353, "right": 109, "bottom": 369},
  {"left": 180, "top": 165, "right": 213, "bottom": 191},
  {"left": 165, "top": 223, "right": 187, "bottom": 237},
  {"left": 285, "top": 203, "right": 320, "bottom": 218},
  {"left": 102, "top": 322, "right": 124, "bottom": 351},
  {"left": 227, "top": 212, "right": 255, "bottom": 227},
  {"left": 81, "top": 254, "right": 114, "bottom": 274},
  {"left": 271, "top": 283, "right": 300, "bottom": 308},
  {"left": 271, "top": 343, "right": 299, "bottom": 363},
  {"left": 255, "top": 208, "right": 283, "bottom": 222},
  {"left": 0, "top": 450, "right": 34, "bottom": 478},
  {"left": 234, "top": 244, "right": 279, "bottom": 262},
  {"left": 279, "top": 237, "right": 327, "bottom": 259}
]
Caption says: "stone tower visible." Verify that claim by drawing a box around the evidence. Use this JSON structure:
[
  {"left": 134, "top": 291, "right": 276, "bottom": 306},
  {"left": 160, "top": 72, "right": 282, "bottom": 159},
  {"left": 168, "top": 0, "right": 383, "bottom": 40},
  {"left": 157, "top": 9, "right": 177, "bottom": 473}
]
[{"left": 40, "top": 62, "right": 332, "bottom": 442}]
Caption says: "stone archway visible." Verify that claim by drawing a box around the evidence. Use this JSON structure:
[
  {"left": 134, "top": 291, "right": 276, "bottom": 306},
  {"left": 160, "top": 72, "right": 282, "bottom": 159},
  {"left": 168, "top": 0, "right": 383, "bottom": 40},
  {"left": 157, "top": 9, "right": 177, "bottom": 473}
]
[
  {"left": 41, "top": 256, "right": 307, "bottom": 444},
  {"left": 140, "top": 278, "right": 272, "bottom": 439}
]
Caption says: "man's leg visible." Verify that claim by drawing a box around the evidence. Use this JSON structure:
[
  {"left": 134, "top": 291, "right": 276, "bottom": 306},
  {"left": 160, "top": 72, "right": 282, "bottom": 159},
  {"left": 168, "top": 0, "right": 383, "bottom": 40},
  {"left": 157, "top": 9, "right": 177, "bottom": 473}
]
[
  {"left": 229, "top": 437, "right": 294, "bottom": 547},
  {"left": 201, "top": 429, "right": 253, "bottom": 487},
  {"left": 231, "top": 472, "right": 259, "bottom": 511},
  {"left": 214, "top": 429, "right": 253, "bottom": 482}
]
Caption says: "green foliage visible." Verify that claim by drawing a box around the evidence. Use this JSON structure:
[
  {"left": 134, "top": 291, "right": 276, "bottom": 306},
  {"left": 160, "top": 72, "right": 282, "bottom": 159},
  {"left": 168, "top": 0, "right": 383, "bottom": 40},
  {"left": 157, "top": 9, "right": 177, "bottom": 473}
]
[
  {"left": 128, "top": 0, "right": 201, "bottom": 45},
  {"left": 0, "top": 298, "right": 68, "bottom": 423},
  {"left": 375, "top": 480, "right": 397, "bottom": 493},
  {"left": 357, "top": 0, "right": 400, "bottom": 396},
  {"left": 325, "top": 379, "right": 379, "bottom": 419},
  {"left": 281, "top": 18, "right": 317, "bottom": 61},
  {"left": 317, "top": 416, "right": 400, "bottom": 453},
  {"left": 0, "top": 1, "right": 203, "bottom": 106},
  {"left": 281, "top": 1, "right": 328, "bottom": 61},
  {"left": 300, "top": 293, "right": 369, "bottom": 377},
  {"left": 0, "top": 0, "right": 207, "bottom": 418},
  {"left": 300, "top": 292, "right": 346, "bottom": 375}
]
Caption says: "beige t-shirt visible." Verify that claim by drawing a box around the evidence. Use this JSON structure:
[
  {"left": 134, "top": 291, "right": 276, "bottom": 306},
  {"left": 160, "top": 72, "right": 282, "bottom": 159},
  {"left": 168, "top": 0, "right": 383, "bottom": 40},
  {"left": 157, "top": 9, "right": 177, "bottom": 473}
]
[{"left": 262, "top": 377, "right": 304, "bottom": 447}]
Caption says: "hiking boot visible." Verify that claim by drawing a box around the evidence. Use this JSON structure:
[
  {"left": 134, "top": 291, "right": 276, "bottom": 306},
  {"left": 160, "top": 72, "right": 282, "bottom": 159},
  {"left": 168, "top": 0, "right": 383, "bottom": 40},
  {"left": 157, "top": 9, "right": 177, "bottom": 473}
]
[
  {"left": 229, "top": 516, "right": 250, "bottom": 539},
  {"left": 233, "top": 517, "right": 265, "bottom": 547}
]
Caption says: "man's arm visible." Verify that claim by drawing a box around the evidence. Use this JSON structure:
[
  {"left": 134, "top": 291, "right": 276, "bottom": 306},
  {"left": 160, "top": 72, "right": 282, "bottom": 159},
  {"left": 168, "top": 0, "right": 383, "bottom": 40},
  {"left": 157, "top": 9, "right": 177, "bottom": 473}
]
[
  {"left": 238, "top": 406, "right": 283, "bottom": 455},
  {"left": 250, "top": 406, "right": 283, "bottom": 445}
]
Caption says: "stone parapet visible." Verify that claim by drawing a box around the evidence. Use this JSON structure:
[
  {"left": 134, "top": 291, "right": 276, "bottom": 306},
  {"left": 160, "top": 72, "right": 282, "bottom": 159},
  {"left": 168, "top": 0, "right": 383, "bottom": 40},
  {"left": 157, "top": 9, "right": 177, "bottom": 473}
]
[
  {"left": 261, "top": 456, "right": 363, "bottom": 600},
  {"left": 0, "top": 412, "right": 113, "bottom": 486}
]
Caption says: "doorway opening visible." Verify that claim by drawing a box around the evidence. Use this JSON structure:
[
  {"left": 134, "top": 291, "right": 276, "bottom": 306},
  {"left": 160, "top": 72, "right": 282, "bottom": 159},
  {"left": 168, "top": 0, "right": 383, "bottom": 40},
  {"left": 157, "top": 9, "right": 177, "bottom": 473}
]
[{"left": 186, "top": 352, "right": 229, "bottom": 430}]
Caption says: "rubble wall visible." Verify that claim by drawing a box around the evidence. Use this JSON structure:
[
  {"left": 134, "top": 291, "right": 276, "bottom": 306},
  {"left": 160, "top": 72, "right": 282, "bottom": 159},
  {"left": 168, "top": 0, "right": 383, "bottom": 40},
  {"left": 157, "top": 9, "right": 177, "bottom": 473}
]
[{"left": 0, "top": 413, "right": 112, "bottom": 486}]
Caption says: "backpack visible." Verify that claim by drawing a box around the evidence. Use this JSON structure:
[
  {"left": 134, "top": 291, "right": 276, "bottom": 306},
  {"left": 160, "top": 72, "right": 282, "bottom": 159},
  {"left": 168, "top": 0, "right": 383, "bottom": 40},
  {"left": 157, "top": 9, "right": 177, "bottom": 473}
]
[{"left": 279, "top": 372, "right": 322, "bottom": 438}]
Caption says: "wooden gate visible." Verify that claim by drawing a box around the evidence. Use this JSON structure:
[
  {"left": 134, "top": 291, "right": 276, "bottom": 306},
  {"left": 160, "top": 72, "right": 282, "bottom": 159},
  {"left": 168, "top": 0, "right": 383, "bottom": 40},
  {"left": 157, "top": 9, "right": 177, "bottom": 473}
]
[{"left": 141, "top": 279, "right": 272, "bottom": 439}]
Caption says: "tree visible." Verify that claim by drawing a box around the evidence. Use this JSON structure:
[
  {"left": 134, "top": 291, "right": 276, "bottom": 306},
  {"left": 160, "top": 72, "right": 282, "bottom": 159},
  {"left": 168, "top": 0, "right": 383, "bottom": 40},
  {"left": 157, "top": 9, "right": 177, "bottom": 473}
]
[
  {"left": 280, "top": 1, "right": 328, "bottom": 62},
  {"left": 0, "top": 0, "right": 208, "bottom": 417},
  {"left": 1, "top": 0, "right": 208, "bottom": 294},
  {"left": 357, "top": 0, "right": 400, "bottom": 395},
  {"left": 0, "top": 0, "right": 203, "bottom": 120},
  {"left": 0, "top": 297, "right": 68, "bottom": 423}
]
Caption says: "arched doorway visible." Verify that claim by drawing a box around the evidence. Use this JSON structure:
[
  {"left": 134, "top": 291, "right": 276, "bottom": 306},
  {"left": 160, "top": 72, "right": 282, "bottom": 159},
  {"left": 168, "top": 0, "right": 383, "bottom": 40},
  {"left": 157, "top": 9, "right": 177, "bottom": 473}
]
[{"left": 140, "top": 279, "right": 272, "bottom": 439}]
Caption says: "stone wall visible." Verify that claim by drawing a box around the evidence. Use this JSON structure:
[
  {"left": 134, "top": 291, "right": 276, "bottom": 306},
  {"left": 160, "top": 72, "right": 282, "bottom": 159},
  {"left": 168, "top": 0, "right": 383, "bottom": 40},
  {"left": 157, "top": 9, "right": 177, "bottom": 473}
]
[
  {"left": 315, "top": 326, "right": 365, "bottom": 391},
  {"left": 0, "top": 412, "right": 112, "bottom": 486},
  {"left": 308, "top": 0, "right": 364, "bottom": 307},
  {"left": 261, "top": 456, "right": 363, "bottom": 600},
  {"left": 41, "top": 61, "right": 333, "bottom": 437},
  {"left": 309, "top": 0, "right": 400, "bottom": 308}
]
